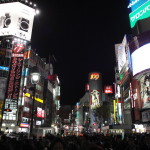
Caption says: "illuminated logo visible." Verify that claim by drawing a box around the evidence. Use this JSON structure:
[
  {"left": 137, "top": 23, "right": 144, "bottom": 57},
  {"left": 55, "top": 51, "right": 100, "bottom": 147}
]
[
  {"left": 13, "top": 43, "right": 24, "bottom": 53},
  {"left": 104, "top": 85, "right": 113, "bottom": 94},
  {"left": 90, "top": 73, "right": 100, "bottom": 80}
]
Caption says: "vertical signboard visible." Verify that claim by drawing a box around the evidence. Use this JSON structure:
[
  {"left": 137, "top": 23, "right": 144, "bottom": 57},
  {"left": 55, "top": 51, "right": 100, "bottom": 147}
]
[
  {"left": 6, "top": 57, "right": 23, "bottom": 99},
  {"left": 115, "top": 35, "right": 127, "bottom": 73},
  {"left": 0, "top": 2, "right": 35, "bottom": 41},
  {"left": 4, "top": 42, "right": 25, "bottom": 120},
  {"left": 90, "top": 89, "right": 100, "bottom": 109},
  {"left": 89, "top": 72, "right": 102, "bottom": 109}
]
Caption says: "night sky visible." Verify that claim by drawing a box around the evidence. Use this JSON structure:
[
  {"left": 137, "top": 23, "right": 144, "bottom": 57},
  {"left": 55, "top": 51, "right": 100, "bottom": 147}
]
[{"left": 31, "top": 0, "right": 131, "bottom": 105}]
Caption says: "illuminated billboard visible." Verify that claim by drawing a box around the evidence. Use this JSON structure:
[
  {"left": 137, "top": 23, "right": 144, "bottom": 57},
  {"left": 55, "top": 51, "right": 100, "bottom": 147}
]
[
  {"left": 90, "top": 90, "right": 100, "bottom": 109},
  {"left": 89, "top": 72, "right": 102, "bottom": 109},
  {"left": 115, "top": 35, "right": 127, "bottom": 73},
  {"left": 131, "top": 43, "right": 150, "bottom": 76},
  {"left": 0, "top": 2, "right": 35, "bottom": 41},
  {"left": 128, "top": 0, "right": 148, "bottom": 12},
  {"left": 139, "top": 73, "right": 150, "bottom": 109},
  {"left": 104, "top": 85, "right": 113, "bottom": 94},
  {"left": 89, "top": 73, "right": 100, "bottom": 80},
  {"left": 129, "top": 0, "right": 150, "bottom": 28},
  {"left": 37, "top": 107, "right": 44, "bottom": 118}
]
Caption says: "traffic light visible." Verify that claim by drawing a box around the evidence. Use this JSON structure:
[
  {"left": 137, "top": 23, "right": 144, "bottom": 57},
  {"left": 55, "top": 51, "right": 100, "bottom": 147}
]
[{"left": 4, "top": 108, "right": 12, "bottom": 112}]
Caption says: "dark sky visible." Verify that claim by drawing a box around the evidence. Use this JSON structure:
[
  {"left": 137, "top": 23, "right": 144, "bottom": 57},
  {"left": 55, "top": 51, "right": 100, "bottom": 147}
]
[{"left": 31, "top": 0, "right": 131, "bottom": 105}]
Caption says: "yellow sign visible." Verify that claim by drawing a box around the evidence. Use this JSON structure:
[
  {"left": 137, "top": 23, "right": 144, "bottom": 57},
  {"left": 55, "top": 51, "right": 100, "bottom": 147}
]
[
  {"left": 24, "top": 93, "right": 44, "bottom": 103},
  {"left": 113, "top": 100, "right": 116, "bottom": 124},
  {"left": 90, "top": 73, "right": 100, "bottom": 80}
]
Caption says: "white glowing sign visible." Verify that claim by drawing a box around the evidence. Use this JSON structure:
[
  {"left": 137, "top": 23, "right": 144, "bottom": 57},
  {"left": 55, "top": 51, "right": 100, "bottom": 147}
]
[
  {"left": 90, "top": 90, "right": 100, "bottom": 109},
  {"left": 131, "top": 43, "right": 150, "bottom": 76},
  {"left": 0, "top": 2, "right": 35, "bottom": 41},
  {"left": 115, "top": 35, "right": 127, "bottom": 72}
]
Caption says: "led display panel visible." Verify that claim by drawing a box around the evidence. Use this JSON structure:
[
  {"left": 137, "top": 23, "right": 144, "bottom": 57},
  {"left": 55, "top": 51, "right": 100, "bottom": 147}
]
[
  {"left": 0, "top": 2, "right": 35, "bottom": 41},
  {"left": 90, "top": 90, "right": 100, "bottom": 109},
  {"left": 139, "top": 73, "right": 150, "bottom": 109},
  {"left": 131, "top": 43, "right": 150, "bottom": 76},
  {"left": 129, "top": 0, "right": 150, "bottom": 28}
]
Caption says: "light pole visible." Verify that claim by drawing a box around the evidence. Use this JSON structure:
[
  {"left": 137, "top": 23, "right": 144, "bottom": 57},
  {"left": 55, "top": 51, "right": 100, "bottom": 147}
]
[{"left": 30, "top": 66, "right": 40, "bottom": 137}]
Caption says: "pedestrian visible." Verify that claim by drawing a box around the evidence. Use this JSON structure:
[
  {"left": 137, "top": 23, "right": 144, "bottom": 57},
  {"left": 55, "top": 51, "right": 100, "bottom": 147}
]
[{"left": 49, "top": 137, "right": 65, "bottom": 150}]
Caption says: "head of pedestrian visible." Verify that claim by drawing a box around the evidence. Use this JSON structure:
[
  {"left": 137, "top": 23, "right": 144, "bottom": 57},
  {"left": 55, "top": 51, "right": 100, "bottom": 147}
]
[{"left": 50, "top": 137, "right": 65, "bottom": 150}]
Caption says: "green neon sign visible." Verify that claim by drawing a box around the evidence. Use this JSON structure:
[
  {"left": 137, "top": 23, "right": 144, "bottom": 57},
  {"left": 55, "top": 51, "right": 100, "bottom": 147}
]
[
  {"left": 120, "top": 74, "right": 124, "bottom": 80},
  {"left": 129, "top": 0, "right": 150, "bottom": 28}
]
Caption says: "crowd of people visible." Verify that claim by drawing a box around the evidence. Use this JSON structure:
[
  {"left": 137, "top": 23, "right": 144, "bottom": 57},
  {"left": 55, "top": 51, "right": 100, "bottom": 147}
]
[{"left": 0, "top": 132, "right": 150, "bottom": 150}]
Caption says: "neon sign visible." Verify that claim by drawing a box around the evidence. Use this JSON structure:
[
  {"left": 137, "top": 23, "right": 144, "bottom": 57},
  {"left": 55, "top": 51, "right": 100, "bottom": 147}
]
[
  {"left": 37, "top": 107, "right": 45, "bottom": 118},
  {"left": 20, "top": 123, "right": 29, "bottom": 128},
  {"left": 90, "top": 73, "right": 100, "bottom": 80},
  {"left": 129, "top": 0, "right": 150, "bottom": 28},
  {"left": 0, "top": 66, "right": 9, "bottom": 71},
  {"left": 104, "top": 85, "right": 113, "bottom": 94}
]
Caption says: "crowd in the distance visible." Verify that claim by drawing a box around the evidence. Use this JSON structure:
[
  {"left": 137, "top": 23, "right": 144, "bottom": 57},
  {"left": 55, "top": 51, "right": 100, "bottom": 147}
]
[{"left": 0, "top": 132, "right": 150, "bottom": 150}]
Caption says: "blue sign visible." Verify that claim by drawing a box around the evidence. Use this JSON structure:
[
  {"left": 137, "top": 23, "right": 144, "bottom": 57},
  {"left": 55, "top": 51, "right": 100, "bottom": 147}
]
[
  {"left": 22, "top": 68, "right": 29, "bottom": 76},
  {"left": 128, "top": 0, "right": 148, "bottom": 12},
  {"left": 0, "top": 66, "right": 9, "bottom": 71}
]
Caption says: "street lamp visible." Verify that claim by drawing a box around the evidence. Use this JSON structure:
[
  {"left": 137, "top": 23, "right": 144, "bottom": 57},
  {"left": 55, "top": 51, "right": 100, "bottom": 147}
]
[{"left": 30, "top": 66, "right": 40, "bottom": 137}]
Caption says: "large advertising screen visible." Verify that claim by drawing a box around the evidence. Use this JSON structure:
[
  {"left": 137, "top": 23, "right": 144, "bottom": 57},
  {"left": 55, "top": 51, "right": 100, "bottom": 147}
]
[
  {"left": 89, "top": 72, "right": 102, "bottom": 109},
  {"left": 90, "top": 90, "right": 100, "bottom": 109},
  {"left": 131, "top": 43, "right": 150, "bottom": 76},
  {"left": 140, "top": 73, "right": 150, "bottom": 109},
  {"left": 129, "top": 0, "right": 150, "bottom": 28},
  {"left": 0, "top": 2, "right": 35, "bottom": 41}
]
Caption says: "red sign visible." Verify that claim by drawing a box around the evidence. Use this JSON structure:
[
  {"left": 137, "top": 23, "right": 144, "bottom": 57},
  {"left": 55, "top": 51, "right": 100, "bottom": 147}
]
[
  {"left": 42, "top": 110, "right": 45, "bottom": 118},
  {"left": 104, "top": 85, "right": 113, "bottom": 94},
  {"left": 48, "top": 74, "right": 57, "bottom": 81},
  {"left": 13, "top": 44, "right": 24, "bottom": 53},
  {"left": 37, "top": 107, "right": 42, "bottom": 118},
  {"left": 85, "top": 84, "right": 89, "bottom": 91},
  {"left": 6, "top": 57, "right": 23, "bottom": 99},
  {"left": 37, "top": 107, "right": 44, "bottom": 118}
]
